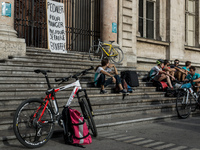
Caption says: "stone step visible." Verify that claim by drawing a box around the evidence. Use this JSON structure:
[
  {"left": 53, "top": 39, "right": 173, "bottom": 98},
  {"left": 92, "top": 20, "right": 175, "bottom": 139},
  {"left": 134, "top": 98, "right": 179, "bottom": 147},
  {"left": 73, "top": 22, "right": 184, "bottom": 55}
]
[
  {"left": 96, "top": 111, "right": 178, "bottom": 129},
  {"left": 0, "top": 61, "right": 139, "bottom": 77},
  {"left": 11, "top": 55, "right": 100, "bottom": 65},
  {"left": 13, "top": 55, "right": 138, "bottom": 70},
  {"left": 26, "top": 47, "right": 90, "bottom": 57},
  {"left": 0, "top": 90, "right": 170, "bottom": 109},
  {"left": 0, "top": 102, "right": 176, "bottom": 131},
  {"left": 0, "top": 91, "right": 166, "bottom": 111},
  {"left": 0, "top": 110, "right": 184, "bottom": 145},
  {"left": 0, "top": 92, "right": 166, "bottom": 120},
  {"left": 0, "top": 83, "right": 155, "bottom": 92}
]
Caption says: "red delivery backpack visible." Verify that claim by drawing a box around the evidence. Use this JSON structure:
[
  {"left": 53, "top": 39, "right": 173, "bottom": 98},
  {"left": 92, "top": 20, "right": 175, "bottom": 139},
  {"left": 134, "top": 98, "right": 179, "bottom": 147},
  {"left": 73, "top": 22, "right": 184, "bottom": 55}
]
[
  {"left": 62, "top": 107, "right": 92, "bottom": 146},
  {"left": 153, "top": 80, "right": 168, "bottom": 91}
]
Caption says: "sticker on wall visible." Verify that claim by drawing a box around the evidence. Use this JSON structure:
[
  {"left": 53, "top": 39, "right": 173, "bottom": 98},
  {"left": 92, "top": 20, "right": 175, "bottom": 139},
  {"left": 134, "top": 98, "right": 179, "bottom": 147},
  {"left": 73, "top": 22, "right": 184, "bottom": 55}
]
[
  {"left": 112, "top": 22, "right": 117, "bottom": 33},
  {"left": 2, "top": 2, "right": 11, "bottom": 17}
]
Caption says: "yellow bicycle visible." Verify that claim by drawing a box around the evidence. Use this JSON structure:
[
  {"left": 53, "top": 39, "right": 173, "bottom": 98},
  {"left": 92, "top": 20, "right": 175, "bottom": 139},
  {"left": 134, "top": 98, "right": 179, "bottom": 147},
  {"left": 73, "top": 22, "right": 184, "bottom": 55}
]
[{"left": 89, "top": 39, "right": 124, "bottom": 64}]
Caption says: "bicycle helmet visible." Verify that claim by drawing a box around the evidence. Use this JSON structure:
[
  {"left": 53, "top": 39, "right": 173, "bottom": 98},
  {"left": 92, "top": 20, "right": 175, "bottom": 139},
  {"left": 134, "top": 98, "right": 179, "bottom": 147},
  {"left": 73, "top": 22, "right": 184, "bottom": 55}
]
[{"left": 156, "top": 59, "right": 164, "bottom": 65}]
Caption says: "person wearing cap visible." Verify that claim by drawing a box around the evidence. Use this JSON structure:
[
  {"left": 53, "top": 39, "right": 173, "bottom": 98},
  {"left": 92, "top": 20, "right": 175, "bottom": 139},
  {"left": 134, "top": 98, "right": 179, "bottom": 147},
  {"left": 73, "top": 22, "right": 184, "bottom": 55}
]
[{"left": 149, "top": 59, "right": 175, "bottom": 89}]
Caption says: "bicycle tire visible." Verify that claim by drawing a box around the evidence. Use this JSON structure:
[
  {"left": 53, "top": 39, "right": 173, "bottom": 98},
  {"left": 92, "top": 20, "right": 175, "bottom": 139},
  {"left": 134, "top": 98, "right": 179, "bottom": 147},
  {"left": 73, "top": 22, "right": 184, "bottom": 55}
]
[
  {"left": 89, "top": 45, "right": 103, "bottom": 61},
  {"left": 13, "top": 98, "right": 55, "bottom": 148},
  {"left": 176, "top": 90, "right": 191, "bottom": 119},
  {"left": 110, "top": 47, "right": 124, "bottom": 64},
  {"left": 81, "top": 98, "right": 98, "bottom": 137}
]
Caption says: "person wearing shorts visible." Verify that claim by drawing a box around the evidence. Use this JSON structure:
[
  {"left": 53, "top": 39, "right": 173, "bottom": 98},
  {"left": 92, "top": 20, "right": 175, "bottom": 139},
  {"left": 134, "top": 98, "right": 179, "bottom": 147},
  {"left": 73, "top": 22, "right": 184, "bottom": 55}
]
[{"left": 150, "top": 59, "right": 175, "bottom": 89}]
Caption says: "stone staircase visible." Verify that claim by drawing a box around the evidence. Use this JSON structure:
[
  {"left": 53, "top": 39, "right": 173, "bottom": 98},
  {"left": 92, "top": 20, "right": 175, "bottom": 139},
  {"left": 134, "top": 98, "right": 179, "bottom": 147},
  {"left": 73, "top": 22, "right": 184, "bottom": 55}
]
[{"left": 0, "top": 47, "right": 178, "bottom": 145}]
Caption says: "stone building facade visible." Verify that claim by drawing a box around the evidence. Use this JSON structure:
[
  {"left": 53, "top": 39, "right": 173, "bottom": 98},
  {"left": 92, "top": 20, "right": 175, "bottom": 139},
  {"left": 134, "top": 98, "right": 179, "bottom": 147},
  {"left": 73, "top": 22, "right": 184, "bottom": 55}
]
[
  {"left": 115, "top": 0, "right": 200, "bottom": 71},
  {"left": 1, "top": 0, "right": 200, "bottom": 72}
]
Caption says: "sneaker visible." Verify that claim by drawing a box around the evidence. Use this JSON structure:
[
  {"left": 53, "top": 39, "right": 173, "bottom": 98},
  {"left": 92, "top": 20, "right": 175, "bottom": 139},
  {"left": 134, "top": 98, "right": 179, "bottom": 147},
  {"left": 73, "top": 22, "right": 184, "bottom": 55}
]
[
  {"left": 100, "top": 89, "right": 108, "bottom": 94},
  {"left": 119, "top": 89, "right": 129, "bottom": 95}
]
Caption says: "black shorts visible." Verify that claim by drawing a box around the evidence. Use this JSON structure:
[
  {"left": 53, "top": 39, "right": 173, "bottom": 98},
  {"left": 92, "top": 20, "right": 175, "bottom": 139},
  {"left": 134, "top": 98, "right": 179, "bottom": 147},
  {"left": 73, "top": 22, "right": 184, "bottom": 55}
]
[{"left": 153, "top": 74, "right": 161, "bottom": 81}]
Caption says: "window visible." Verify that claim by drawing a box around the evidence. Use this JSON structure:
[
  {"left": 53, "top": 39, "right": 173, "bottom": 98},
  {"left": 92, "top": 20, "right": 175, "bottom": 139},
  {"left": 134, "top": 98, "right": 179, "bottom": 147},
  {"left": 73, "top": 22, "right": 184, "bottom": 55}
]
[
  {"left": 139, "top": 0, "right": 156, "bottom": 39},
  {"left": 185, "top": 0, "right": 196, "bottom": 46}
]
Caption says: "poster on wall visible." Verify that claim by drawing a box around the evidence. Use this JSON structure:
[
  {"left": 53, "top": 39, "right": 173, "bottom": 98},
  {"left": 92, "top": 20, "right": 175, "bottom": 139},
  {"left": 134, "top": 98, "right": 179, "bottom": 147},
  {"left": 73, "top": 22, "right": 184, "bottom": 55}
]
[
  {"left": 47, "top": 0, "right": 67, "bottom": 53},
  {"left": 112, "top": 22, "right": 117, "bottom": 33}
]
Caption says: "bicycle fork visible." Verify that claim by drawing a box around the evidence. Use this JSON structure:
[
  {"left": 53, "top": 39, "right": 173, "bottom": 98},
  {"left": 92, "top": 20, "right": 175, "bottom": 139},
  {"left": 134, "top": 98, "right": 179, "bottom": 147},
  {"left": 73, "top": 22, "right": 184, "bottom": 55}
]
[
  {"left": 77, "top": 89, "right": 94, "bottom": 117},
  {"left": 182, "top": 89, "right": 189, "bottom": 104}
]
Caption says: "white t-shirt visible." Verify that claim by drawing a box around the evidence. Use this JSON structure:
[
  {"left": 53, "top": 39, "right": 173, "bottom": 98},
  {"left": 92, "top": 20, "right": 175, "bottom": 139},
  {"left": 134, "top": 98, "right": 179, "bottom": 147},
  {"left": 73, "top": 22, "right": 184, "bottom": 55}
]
[
  {"left": 149, "top": 66, "right": 161, "bottom": 79},
  {"left": 94, "top": 67, "right": 112, "bottom": 86}
]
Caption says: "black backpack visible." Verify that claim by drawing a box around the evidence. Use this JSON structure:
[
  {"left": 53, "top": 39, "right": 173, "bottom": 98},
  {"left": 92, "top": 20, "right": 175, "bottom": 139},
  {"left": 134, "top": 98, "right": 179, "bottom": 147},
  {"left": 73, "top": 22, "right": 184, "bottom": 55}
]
[
  {"left": 62, "top": 106, "right": 73, "bottom": 144},
  {"left": 121, "top": 71, "right": 139, "bottom": 87},
  {"left": 146, "top": 71, "right": 151, "bottom": 82}
]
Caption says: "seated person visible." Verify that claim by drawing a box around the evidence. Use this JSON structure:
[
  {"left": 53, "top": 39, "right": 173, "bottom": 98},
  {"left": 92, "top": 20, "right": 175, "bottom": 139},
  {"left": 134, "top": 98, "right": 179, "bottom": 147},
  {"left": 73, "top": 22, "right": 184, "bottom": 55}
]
[
  {"left": 170, "top": 59, "right": 186, "bottom": 81},
  {"left": 94, "top": 58, "right": 128, "bottom": 94},
  {"left": 181, "top": 61, "right": 191, "bottom": 81},
  {"left": 163, "top": 59, "right": 175, "bottom": 80},
  {"left": 182, "top": 66, "right": 200, "bottom": 92},
  {"left": 149, "top": 59, "right": 175, "bottom": 89}
]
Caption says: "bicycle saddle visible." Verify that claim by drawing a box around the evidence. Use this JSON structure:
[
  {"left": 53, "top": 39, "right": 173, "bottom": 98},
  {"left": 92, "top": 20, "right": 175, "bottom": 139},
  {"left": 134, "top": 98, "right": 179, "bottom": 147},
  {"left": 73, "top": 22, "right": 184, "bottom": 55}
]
[{"left": 109, "top": 41, "right": 115, "bottom": 43}]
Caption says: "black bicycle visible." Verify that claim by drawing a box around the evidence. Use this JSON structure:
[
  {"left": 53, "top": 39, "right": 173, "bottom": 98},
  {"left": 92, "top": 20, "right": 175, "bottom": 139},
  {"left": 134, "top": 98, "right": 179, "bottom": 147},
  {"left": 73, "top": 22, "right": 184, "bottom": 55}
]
[{"left": 176, "top": 81, "right": 200, "bottom": 119}]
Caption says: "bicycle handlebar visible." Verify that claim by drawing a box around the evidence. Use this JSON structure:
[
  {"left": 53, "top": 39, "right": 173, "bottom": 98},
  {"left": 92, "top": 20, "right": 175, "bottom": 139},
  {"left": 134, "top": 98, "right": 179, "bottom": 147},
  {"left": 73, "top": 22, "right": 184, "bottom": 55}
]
[
  {"left": 34, "top": 69, "right": 52, "bottom": 75},
  {"left": 55, "top": 66, "right": 94, "bottom": 84}
]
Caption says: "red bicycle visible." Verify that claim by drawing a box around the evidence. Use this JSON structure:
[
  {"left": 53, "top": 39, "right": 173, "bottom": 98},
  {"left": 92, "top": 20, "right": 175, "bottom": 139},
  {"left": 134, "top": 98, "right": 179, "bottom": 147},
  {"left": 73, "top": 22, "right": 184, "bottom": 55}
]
[{"left": 13, "top": 67, "right": 97, "bottom": 148}]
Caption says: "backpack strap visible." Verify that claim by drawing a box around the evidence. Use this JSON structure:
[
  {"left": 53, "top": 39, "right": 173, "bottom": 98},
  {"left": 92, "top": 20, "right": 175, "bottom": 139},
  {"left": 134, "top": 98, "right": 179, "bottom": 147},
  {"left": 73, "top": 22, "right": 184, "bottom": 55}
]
[
  {"left": 71, "top": 120, "right": 85, "bottom": 126},
  {"left": 72, "top": 133, "right": 90, "bottom": 140}
]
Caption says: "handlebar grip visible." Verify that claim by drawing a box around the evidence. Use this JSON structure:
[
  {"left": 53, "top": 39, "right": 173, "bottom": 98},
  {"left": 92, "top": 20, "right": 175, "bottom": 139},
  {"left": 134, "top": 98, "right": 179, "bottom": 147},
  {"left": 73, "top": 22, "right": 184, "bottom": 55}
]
[{"left": 55, "top": 78, "right": 62, "bottom": 82}]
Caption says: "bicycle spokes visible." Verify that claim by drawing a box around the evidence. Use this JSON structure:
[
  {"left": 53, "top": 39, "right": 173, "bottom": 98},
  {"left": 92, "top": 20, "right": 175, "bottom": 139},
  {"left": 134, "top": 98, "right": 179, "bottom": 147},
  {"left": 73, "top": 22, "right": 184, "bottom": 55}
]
[{"left": 13, "top": 99, "right": 54, "bottom": 148}]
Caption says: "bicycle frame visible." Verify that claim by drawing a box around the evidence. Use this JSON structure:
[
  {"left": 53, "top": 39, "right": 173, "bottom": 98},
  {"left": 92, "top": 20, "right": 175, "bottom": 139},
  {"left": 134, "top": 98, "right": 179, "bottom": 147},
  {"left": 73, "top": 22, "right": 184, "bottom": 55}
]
[
  {"left": 181, "top": 87, "right": 198, "bottom": 104},
  {"left": 36, "top": 80, "right": 82, "bottom": 123},
  {"left": 98, "top": 41, "right": 118, "bottom": 57}
]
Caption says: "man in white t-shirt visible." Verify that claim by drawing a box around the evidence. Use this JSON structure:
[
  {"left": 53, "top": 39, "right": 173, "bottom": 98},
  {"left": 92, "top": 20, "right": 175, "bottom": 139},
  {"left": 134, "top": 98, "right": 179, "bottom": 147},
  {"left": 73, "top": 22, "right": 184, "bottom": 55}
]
[
  {"left": 149, "top": 59, "right": 175, "bottom": 89},
  {"left": 94, "top": 58, "right": 128, "bottom": 94}
]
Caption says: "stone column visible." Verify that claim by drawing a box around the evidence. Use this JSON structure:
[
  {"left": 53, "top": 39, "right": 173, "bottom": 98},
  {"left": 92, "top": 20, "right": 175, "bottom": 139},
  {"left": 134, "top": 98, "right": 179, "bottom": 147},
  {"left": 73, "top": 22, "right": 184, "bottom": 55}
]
[
  {"left": 166, "top": 0, "right": 185, "bottom": 60},
  {"left": 0, "top": 0, "right": 26, "bottom": 59},
  {"left": 100, "top": 0, "right": 118, "bottom": 42}
]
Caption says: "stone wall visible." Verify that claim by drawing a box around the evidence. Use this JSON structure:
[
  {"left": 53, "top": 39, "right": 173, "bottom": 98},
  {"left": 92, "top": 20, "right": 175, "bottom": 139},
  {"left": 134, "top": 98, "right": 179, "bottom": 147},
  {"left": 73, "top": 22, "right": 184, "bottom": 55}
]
[{"left": 117, "top": 0, "right": 200, "bottom": 73}]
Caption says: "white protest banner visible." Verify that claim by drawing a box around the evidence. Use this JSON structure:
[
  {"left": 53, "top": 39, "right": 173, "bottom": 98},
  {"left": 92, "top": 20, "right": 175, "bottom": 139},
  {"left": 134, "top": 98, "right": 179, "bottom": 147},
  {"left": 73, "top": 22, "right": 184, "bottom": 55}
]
[{"left": 47, "top": 0, "right": 67, "bottom": 53}]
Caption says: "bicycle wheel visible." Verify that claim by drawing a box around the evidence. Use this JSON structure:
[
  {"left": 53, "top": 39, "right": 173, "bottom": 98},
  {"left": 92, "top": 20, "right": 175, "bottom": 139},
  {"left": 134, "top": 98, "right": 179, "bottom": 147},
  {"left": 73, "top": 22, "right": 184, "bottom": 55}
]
[
  {"left": 89, "top": 45, "right": 103, "bottom": 61},
  {"left": 81, "top": 98, "right": 98, "bottom": 137},
  {"left": 13, "top": 98, "right": 55, "bottom": 148},
  {"left": 110, "top": 47, "right": 124, "bottom": 64},
  {"left": 176, "top": 90, "right": 191, "bottom": 119}
]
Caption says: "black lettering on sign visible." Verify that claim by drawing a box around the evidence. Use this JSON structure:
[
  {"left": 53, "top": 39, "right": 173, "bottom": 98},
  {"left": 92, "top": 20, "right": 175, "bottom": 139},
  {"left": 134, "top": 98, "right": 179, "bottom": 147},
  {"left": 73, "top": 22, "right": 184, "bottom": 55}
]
[
  {"left": 48, "top": 21, "right": 64, "bottom": 28},
  {"left": 50, "top": 42, "right": 65, "bottom": 51},
  {"left": 47, "top": 2, "right": 64, "bottom": 14}
]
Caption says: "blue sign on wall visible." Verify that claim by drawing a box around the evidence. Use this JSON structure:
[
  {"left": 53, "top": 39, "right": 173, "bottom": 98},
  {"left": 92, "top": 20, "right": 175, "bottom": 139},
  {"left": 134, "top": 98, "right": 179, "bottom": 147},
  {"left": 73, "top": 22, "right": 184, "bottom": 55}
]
[
  {"left": 112, "top": 22, "right": 117, "bottom": 33},
  {"left": 2, "top": 2, "right": 11, "bottom": 17}
]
